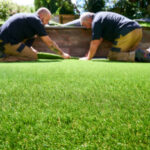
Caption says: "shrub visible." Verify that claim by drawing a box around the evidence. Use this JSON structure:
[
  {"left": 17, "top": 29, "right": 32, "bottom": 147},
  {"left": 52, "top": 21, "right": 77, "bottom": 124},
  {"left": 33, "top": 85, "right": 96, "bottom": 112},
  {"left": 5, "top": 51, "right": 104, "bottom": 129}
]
[
  {"left": 0, "top": 0, "right": 34, "bottom": 21},
  {"left": 0, "top": 0, "right": 11, "bottom": 20},
  {"left": 34, "top": 0, "right": 75, "bottom": 15}
]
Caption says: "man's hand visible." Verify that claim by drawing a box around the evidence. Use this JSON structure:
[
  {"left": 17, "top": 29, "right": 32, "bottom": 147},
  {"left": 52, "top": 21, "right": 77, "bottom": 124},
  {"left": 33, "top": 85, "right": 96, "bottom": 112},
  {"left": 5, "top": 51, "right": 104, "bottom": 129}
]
[
  {"left": 82, "top": 38, "right": 103, "bottom": 60},
  {"left": 41, "top": 36, "right": 69, "bottom": 58},
  {"left": 61, "top": 52, "right": 71, "bottom": 59},
  {"left": 79, "top": 57, "right": 89, "bottom": 60}
]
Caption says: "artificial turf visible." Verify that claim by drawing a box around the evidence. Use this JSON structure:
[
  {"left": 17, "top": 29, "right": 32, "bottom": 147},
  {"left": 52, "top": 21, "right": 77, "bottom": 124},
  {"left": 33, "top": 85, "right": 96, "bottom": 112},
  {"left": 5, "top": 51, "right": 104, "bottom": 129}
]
[{"left": 0, "top": 59, "right": 149, "bottom": 149}]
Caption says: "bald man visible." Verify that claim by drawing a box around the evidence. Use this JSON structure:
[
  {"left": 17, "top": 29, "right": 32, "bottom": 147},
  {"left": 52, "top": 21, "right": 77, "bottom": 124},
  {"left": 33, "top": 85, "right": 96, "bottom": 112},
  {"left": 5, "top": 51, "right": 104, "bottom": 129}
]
[{"left": 0, "top": 7, "right": 70, "bottom": 62}]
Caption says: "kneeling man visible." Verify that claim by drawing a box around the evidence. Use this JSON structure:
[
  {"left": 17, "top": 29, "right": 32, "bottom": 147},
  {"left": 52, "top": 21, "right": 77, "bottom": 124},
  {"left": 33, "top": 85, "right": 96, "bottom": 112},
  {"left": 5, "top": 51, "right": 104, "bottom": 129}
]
[
  {"left": 79, "top": 12, "right": 150, "bottom": 62},
  {"left": 0, "top": 7, "right": 70, "bottom": 62}
]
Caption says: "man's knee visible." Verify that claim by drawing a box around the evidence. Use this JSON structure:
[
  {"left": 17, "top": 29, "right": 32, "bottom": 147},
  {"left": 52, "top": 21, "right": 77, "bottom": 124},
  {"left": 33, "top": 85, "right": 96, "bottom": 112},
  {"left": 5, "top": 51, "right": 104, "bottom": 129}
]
[
  {"left": 4, "top": 43, "right": 38, "bottom": 60},
  {"left": 17, "top": 43, "right": 38, "bottom": 59},
  {"left": 21, "top": 48, "right": 38, "bottom": 60}
]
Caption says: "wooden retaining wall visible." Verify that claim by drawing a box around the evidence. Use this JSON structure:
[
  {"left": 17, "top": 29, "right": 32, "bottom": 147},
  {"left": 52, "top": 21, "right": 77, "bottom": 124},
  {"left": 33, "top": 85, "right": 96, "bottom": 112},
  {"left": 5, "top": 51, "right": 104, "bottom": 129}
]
[
  {"left": 33, "top": 26, "right": 150, "bottom": 58},
  {"left": 59, "top": 15, "right": 79, "bottom": 24}
]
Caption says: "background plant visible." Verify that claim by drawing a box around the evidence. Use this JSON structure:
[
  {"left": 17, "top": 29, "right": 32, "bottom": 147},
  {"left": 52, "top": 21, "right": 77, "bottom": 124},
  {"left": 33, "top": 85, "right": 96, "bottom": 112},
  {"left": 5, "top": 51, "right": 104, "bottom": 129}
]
[
  {"left": 0, "top": 0, "right": 34, "bottom": 21},
  {"left": 34, "top": 0, "right": 75, "bottom": 15}
]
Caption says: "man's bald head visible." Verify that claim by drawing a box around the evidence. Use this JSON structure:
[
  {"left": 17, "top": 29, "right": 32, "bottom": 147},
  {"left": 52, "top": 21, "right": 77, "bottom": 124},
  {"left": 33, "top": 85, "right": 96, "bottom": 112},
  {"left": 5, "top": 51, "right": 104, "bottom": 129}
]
[{"left": 37, "top": 7, "right": 51, "bottom": 25}]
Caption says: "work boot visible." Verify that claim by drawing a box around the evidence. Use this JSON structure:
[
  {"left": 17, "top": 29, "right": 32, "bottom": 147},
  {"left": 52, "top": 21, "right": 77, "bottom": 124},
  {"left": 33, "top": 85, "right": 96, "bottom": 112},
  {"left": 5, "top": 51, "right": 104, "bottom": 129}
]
[
  {"left": 0, "top": 46, "right": 5, "bottom": 58},
  {"left": 135, "top": 49, "right": 150, "bottom": 62}
]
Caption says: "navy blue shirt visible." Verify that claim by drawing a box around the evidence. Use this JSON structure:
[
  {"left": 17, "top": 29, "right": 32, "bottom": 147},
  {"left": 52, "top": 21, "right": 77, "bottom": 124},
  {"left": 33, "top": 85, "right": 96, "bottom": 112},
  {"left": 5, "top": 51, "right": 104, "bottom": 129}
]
[
  {"left": 0, "top": 13, "right": 47, "bottom": 44},
  {"left": 92, "top": 12, "right": 141, "bottom": 42}
]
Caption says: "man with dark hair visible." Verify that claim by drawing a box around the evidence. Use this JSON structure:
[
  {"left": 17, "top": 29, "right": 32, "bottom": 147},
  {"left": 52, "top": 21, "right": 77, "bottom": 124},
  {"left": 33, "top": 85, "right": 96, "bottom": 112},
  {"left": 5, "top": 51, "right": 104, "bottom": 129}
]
[{"left": 0, "top": 7, "right": 70, "bottom": 62}]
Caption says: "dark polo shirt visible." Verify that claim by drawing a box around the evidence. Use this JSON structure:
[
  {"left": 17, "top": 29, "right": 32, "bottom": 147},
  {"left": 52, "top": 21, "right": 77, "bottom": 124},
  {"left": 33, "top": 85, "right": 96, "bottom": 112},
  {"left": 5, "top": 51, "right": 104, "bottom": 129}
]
[
  {"left": 92, "top": 12, "right": 141, "bottom": 42},
  {"left": 0, "top": 13, "right": 47, "bottom": 45}
]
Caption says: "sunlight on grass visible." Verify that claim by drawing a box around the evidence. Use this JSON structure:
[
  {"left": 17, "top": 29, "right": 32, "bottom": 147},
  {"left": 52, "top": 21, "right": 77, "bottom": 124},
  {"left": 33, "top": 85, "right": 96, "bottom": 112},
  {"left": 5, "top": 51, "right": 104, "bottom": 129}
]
[
  {"left": 139, "top": 22, "right": 150, "bottom": 27},
  {"left": 0, "top": 59, "right": 149, "bottom": 149}
]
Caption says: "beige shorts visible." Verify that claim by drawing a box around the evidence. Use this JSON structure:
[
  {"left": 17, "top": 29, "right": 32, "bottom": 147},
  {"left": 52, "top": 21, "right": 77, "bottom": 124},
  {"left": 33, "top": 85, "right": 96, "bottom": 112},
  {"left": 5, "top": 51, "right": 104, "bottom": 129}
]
[
  {"left": 3, "top": 42, "right": 38, "bottom": 60},
  {"left": 108, "top": 28, "right": 142, "bottom": 61}
]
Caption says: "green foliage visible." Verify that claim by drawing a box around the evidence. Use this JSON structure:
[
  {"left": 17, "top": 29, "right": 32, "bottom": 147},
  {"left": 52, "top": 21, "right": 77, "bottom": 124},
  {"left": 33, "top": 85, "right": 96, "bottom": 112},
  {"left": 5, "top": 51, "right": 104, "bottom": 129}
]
[
  {"left": 78, "top": 0, "right": 105, "bottom": 13},
  {"left": 0, "top": 0, "right": 12, "bottom": 20},
  {"left": 111, "top": 0, "right": 138, "bottom": 19},
  {"left": 110, "top": 0, "right": 150, "bottom": 19},
  {"left": 59, "top": 1, "right": 75, "bottom": 15},
  {"left": 34, "top": 0, "right": 75, "bottom": 14},
  {"left": 139, "top": 22, "right": 150, "bottom": 28},
  {"left": 0, "top": 0, "right": 34, "bottom": 21},
  {"left": 0, "top": 59, "right": 149, "bottom": 149},
  {"left": 0, "top": 20, "right": 4, "bottom": 26},
  {"left": 34, "top": 0, "right": 58, "bottom": 14},
  {"left": 86, "top": 0, "right": 105, "bottom": 12}
]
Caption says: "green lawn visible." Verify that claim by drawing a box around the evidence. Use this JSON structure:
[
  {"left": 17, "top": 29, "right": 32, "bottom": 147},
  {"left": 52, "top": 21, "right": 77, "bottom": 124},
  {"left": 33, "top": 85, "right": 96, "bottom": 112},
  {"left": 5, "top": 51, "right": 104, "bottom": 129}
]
[
  {"left": 0, "top": 59, "right": 149, "bottom": 149},
  {"left": 139, "top": 22, "right": 150, "bottom": 28}
]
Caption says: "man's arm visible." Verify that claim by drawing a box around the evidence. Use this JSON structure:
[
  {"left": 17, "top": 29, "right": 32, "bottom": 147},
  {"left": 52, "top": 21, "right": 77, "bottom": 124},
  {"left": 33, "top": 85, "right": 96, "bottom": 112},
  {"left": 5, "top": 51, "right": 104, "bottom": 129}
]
[
  {"left": 40, "top": 35, "right": 70, "bottom": 59},
  {"left": 80, "top": 38, "right": 103, "bottom": 60}
]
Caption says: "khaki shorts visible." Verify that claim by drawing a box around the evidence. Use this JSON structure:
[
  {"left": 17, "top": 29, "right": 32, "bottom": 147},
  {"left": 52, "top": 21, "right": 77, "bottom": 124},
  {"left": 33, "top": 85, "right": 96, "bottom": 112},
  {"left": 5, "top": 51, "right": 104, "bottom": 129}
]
[
  {"left": 108, "top": 28, "right": 142, "bottom": 61},
  {"left": 4, "top": 43, "right": 37, "bottom": 59}
]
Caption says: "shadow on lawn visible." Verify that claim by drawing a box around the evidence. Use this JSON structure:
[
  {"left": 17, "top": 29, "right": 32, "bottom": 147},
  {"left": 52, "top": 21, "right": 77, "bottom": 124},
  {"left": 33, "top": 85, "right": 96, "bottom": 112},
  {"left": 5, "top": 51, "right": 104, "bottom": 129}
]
[
  {"left": 1, "top": 58, "right": 149, "bottom": 64},
  {"left": 92, "top": 58, "right": 150, "bottom": 64},
  {"left": 0, "top": 59, "right": 63, "bottom": 63}
]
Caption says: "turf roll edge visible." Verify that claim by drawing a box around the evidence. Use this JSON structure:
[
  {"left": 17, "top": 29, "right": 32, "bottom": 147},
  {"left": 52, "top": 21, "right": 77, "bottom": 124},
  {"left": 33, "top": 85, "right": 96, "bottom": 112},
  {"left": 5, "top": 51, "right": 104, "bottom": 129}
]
[
  {"left": 38, "top": 52, "right": 79, "bottom": 59},
  {"left": 38, "top": 52, "right": 63, "bottom": 59}
]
